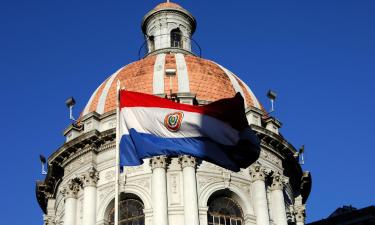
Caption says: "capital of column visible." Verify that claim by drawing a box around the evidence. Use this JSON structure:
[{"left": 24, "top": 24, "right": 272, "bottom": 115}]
[
  {"left": 150, "top": 156, "right": 168, "bottom": 170},
  {"left": 43, "top": 215, "right": 55, "bottom": 225},
  {"left": 294, "top": 205, "right": 306, "bottom": 223},
  {"left": 60, "top": 179, "right": 80, "bottom": 199},
  {"left": 80, "top": 167, "right": 99, "bottom": 188},
  {"left": 179, "top": 155, "right": 196, "bottom": 169},
  {"left": 249, "top": 163, "right": 268, "bottom": 182},
  {"left": 270, "top": 171, "right": 288, "bottom": 191}
]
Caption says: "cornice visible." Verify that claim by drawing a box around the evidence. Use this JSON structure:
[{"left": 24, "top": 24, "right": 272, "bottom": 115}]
[{"left": 49, "top": 128, "right": 115, "bottom": 167}]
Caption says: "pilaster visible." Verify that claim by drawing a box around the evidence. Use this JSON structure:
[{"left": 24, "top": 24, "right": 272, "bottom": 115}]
[{"left": 179, "top": 155, "right": 200, "bottom": 225}]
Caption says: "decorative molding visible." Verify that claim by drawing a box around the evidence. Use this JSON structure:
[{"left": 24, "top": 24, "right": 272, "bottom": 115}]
[
  {"left": 60, "top": 179, "right": 80, "bottom": 199},
  {"left": 249, "top": 163, "right": 269, "bottom": 182},
  {"left": 198, "top": 161, "right": 223, "bottom": 172},
  {"left": 179, "top": 155, "right": 196, "bottom": 169},
  {"left": 98, "top": 185, "right": 114, "bottom": 201},
  {"left": 270, "top": 171, "right": 288, "bottom": 191},
  {"left": 134, "top": 178, "right": 151, "bottom": 193},
  {"left": 222, "top": 171, "right": 231, "bottom": 188},
  {"left": 124, "top": 164, "right": 145, "bottom": 174},
  {"left": 260, "top": 150, "right": 282, "bottom": 167},
  {"left": 168, "top": 173, "right": 181, "bottom": 205},
  {"left": 104, "top": 170, "right": 115, "bottom": 181},
  {"left": 294, "top": 205, "right": 306, "bottom": 223},
  {"left": 43, "top": 215, "right": 56, "bottom": 225},
  {"left": 80, "top": 167, "right": 99, "bottom": 188},
  {"left": 197, "top": 175, "right": 222, "bottom": 190},
  {"left": 150, "top": 156, "right": 167, "bottom": 170}
]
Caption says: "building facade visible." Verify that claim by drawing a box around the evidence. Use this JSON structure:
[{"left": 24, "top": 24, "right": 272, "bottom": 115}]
[{"left": 36, "top": 2, "right": 312, "bottom": 225}]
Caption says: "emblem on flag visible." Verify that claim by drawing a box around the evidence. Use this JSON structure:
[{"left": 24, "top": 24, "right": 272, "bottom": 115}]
[{"left": 164, "top": 111, "right": 184, "bottom": 132}]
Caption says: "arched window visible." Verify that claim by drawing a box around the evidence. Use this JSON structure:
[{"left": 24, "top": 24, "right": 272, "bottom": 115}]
[
  {"left": 108, "top": 198, "right": 145, "bottom": 225},
  {"left": 207, "top": 196, "right": 244, "bottom": 225},
  {"left": 170, "top": 28, "right": 183, "bottom": 48},
  {"left": 148, "top": 35, "right": 155, "bottom": 51}
]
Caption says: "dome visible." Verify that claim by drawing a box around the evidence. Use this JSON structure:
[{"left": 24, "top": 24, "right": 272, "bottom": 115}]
[
  {"left": 81, "top": 53, "right": 263, "bottom": 117},
  {"left": 36, "top": 3, "right": 311, "bottom": 225}
]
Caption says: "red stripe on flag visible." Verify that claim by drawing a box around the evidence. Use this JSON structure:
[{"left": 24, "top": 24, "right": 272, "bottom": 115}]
[{"left": 120, "top": 91, "right": 248, "bottom": 130}]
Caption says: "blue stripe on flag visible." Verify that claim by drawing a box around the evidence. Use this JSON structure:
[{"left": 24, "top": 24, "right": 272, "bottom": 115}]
[{"left": 120, "top": 128, "right": 260, "bottom": 172}]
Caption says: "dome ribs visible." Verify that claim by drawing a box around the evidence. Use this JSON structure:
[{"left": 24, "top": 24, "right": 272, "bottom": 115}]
[
  {"left": 105, "top": 56, "right": 156, "bottom": 113},
  {"left": 235, "top": 76, "right": 254, "bottom": 108},
  {"left": 164, "top": 54, "right": 178, "bottom": 94},
  {"left": 88, "top": 77, "right": 110, "bottom": 114},
  {"left": 81, "top": 53, "right": 262, "bottom": 117}
]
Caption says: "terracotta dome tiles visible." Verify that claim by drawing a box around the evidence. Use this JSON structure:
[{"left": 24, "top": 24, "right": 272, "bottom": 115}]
[{"left": 81, "top": 53, "right": 262, "bottom": 117}]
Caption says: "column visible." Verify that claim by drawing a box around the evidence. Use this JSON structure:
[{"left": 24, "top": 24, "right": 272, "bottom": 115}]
[
  {"left": 249, "top": 163, "right": 270, "bottom": 225},
  {"left": 61, "top": 179, "right": 80, "bottom": 225},
  {"left": 295, "top": 206, "right": 306, "bottom": 225},
  {"left": 179, "top": 155, "right": 200, "bottom": 225},
  {"left": 270, "top": 172, "right": 288, "bottom": 225},
  {"left": 150, "top": 156, "right": 169, "bottom": 225},
  {"left": 81, "top": 167, "right": 99, "bottom": 225}
]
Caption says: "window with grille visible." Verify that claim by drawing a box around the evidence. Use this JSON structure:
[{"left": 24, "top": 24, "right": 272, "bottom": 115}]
[
  {"left": 207, "top": 197, "right": 244, "bottom": 225},
  {"left": 108, "top": 199, "right": 145, "bottom": 225},
  {"left": 171, "top": 29, "right": 183, "bottom": 48}
]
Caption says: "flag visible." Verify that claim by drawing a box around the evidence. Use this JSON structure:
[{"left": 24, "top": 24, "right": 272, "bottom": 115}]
[{"left": 119, "top": 90, "right": 260, "bottom": 172}]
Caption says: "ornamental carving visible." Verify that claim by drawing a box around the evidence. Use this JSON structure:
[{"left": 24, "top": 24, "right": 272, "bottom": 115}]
[
  {"left": 260, "top": 151, "right": 282, "bottom": 167},
  {"left": 222, "top": 172, "right": 231, "bottom": 188},
  {"left": 150, "top": 156, "right": 167, "bottom": 169},
  {"left": 43, "top": 215, "right": 56, "bottom": 225},
  {"left": 124, "top": 164, "right": 145, "bottom": 174},
  {"left": 80, "top": 167, "right": 99, "bottom": 188},
  {"left": 197, "top": 176, "right": 222, "bottom": 190},
  {"left": 134, "top": 178, "right": 151, "bottom": 192},
  {"left": 270, "top": 171, "right": 287, "bottom": 191},
  {"left": 104, "top": 170, "right": 115, "bottom": 181},
  {"left": 99, "top": 185, "right": 114, "bottom": 201},
  {"left": 179, "top": 155, "right": 196, "bottom": 169},
  {"left": 249, "top": 163, "right": 268, "bottom": 182},
  {"left": 200, "top": 161, "right": 223, "bottom": 172},
  {"left": 60, "top": 179, "right": 80, "bottom": 199},
  {"left": 294, "top": 205, "right": 306, "bottom": 223}
]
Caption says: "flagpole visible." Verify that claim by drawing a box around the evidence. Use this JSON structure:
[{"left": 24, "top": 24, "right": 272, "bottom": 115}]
[{"left": 114, "top": 80, "right": 121, "bottom": 225}]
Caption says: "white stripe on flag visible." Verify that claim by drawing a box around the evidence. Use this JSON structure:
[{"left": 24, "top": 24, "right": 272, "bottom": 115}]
[{"left": 121, "top": 107, "right": 239, "bottom": 146}]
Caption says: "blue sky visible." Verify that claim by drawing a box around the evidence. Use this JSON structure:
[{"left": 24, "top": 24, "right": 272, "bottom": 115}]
[{"left": 0, "top": 0, "right": 374, "bottom": 224}]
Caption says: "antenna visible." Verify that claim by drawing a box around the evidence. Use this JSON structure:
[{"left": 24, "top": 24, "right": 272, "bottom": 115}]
[
  {"left": 65, "top": 97, "right": 76, "bottom": 121},
  {"left": 39, "top": 154, "right": 47, "bottom": 175},
  {"left": 299, "top": 145, "right": 305, "bottom": 165},
  {"left": 266, "top": 90, "right": 277, "bottom": 113}
]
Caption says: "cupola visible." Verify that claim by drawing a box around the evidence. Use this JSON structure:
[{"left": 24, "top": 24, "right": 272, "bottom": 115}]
[{"left": 141, "top": 1, "right": 197, "bottom": 56}]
